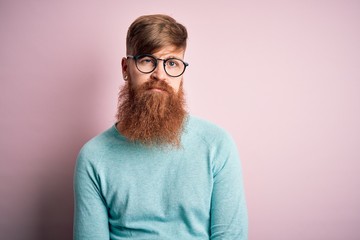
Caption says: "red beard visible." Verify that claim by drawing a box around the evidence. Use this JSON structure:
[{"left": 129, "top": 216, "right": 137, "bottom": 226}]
[{"left": 116, "top": 80, "right": 187, "bottom": 147}]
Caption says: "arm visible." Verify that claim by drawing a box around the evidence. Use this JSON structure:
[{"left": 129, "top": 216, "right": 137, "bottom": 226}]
[
  {"left": 73, "top": 148, "right": 110, "bottom": 240},
  {"left": 210, "top": 134, "right": 248, "bottom": 240}
]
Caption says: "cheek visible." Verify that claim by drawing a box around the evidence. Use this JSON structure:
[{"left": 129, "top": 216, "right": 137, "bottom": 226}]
[
  {"left": 129, "top": 73, "right": 147, "bottom": 89},
  {"left": 171, "top": 80, "right": 182, "bottom": 93}
]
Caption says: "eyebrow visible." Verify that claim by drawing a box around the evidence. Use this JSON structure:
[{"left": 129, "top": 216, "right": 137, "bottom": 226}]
[{"left": 156, "top": 55, "right": 183, "bottom": 60}]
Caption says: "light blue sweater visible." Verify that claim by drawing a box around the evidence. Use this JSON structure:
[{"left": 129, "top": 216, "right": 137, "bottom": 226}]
[{"left": 74, "top": 116, "right": 248, "bottom": 239}]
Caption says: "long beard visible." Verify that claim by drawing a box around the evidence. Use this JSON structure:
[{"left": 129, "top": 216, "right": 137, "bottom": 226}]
[{"left": 116, "top": 80, "right": 187, "bottom": 147}]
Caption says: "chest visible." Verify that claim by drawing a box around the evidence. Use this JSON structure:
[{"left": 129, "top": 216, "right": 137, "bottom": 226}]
[{"left": 99, "top": 146, "right": 214, "bottom": 224}]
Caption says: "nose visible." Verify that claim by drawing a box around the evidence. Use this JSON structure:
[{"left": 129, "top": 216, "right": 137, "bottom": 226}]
[{"left": 150, "top": 60, "right": 167, "bottom": 81}]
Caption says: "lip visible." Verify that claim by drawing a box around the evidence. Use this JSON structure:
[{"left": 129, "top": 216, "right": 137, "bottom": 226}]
[{"left": 148, "top": 87, "right": 166, "bottom": 92}]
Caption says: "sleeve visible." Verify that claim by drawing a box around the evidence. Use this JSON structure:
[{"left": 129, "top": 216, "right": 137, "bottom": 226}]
[
  {"left": 210, "top": 133, "right": 248, "bottom": 240},
  {"left": 73, "top": 148, "right": 110, "bottom": 240}
]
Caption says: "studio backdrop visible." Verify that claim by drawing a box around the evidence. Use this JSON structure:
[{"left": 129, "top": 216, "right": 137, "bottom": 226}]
[{"left": 1, "top": 1, "right": 360, "bottom": 239}]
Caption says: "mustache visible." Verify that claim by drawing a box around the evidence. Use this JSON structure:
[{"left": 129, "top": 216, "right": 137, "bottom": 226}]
[{"left": 141, "top": 80, "right": 174, "bottom": 93}]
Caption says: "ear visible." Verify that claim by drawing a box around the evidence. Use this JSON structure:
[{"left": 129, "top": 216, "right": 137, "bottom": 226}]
[{"left": 121, "top": 57, "right": 129, "bottom": 81}]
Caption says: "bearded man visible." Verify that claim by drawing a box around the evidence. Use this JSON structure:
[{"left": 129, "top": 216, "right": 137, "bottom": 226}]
[{"left": 74, "top": 14, "right": 248, "bottom": 240}]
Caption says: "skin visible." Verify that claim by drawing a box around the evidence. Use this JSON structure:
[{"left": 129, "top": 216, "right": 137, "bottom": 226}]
[{"left": 121, "top": 45, "right": 185, "bottom": 93}]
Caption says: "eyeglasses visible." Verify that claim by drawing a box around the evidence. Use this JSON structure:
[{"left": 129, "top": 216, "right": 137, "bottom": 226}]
[{"left": 127, "top": 54, "right": 189, "bottom": 77}]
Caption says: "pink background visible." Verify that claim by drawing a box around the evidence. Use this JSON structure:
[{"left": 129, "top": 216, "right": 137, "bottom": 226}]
[{"left": 1, "top": 1, "right": 360, "bottom": 239}]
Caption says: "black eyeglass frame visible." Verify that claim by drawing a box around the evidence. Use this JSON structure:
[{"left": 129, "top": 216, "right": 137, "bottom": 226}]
[{"left": 127, "top": 54, "right": 189, "bottom": 77}]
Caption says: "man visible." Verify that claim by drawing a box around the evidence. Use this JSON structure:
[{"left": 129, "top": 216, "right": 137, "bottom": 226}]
[{"left": 74, "top": 14, "right": 248, "bottom": 239}]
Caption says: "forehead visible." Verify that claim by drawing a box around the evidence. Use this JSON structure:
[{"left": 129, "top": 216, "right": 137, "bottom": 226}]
[{"left": 151, "top": 45, "right": 185, "bottom": 58}]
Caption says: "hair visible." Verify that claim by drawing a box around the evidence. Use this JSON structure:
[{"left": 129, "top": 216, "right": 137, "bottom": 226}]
[{"left": 126, "top": 14, "right": 188, "bottom": 55}]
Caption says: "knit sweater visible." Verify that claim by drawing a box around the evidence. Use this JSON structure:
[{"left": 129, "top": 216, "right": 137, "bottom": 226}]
[{"left": 74, "top": 116, "right": 248, "bottom": 239}]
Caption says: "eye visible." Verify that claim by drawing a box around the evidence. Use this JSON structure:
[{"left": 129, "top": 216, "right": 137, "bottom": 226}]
[
  {"left": 166, "top": 59, "right": 181, "bottom": 68},
  {"left": 169, "top": 61, "right": 177, "bottom": 66},
  {"left": 143, "top": 58, "right": 152, "bottom": 63},
  {"left": 137, "top": 56, "right": 156, "bottom": 65}
]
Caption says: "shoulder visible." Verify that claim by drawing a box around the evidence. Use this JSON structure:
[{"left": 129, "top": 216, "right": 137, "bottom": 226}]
[
  {"left": 76, "top": 125, "right": 121, "bottom": 166},
  {"left": 185, "top": 115, "right": 234, "bottom": 147},
  {"left": 185, "top": 115, "right": 240, "bottom": 175}
]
